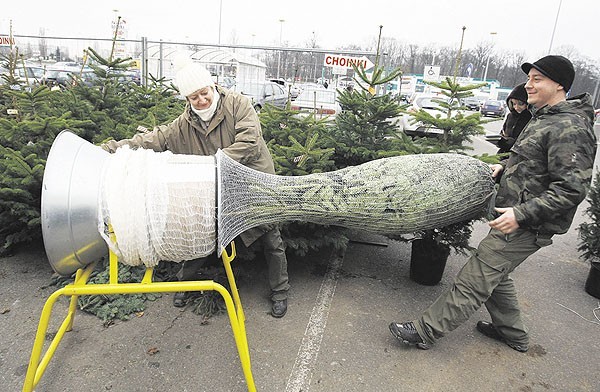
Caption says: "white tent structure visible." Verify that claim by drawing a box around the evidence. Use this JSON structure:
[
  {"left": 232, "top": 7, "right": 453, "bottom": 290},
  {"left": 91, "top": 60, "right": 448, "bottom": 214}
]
[{"left": 146, "top": 45, "right": 266, "bottom": 89}]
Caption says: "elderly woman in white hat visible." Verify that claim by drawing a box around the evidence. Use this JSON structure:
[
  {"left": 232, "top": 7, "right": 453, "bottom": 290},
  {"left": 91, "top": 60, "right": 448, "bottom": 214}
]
[{"left": 102, "top": 57, "right": 290, "bottom": 318}]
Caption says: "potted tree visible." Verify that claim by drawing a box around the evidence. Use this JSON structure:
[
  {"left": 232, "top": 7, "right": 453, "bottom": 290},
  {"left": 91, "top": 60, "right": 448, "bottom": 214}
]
[
  {"left": 410, "top": 221, "right": 476, "bottom": 286},
  {"left": 577, "top": 171, "right": 600, "bottom": 299},
  {"left": 400, "top": 28, "right": 489, "bottom": 285}
]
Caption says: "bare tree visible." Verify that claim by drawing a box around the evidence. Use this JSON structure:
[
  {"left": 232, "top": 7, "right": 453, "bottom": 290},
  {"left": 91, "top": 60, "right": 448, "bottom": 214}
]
[
  {"left": 436, "top": 46, "right": 458, "bottom": 75},
  {"left": 503, "top": 51, "right": 528, "bottom": 87},
  {"left": 304, "top": 32, "right": 319, "bottom": 81},
  {"left": 406, "top": 44, "right": 419, "bottom": 74},
  {"left": 570, "top": 55, "right": 600, "bottom": 99},
  {"left": 38, "top": 28, "right": 47, "bottom": 59},
  {"left": 469, "top": 42, "right": 492, "bottom": 80},
  {"left": 228, "top": 30, "right": 239, "bottom": 48}
]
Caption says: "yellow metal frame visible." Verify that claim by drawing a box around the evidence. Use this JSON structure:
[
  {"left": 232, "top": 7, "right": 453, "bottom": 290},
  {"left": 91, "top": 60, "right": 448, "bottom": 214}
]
[{"left": 23, "top": 242, "right": 255, "bottom": 392}]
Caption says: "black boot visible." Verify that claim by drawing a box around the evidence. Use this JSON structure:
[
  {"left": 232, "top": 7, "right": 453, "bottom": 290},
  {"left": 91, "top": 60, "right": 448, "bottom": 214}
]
[
  {"left": 271, "top": 299, "right": 287, "bottom": 318},
  {"left": 389, "top": 321, "right": 430, "bottom": 350},
  {"left": 476, "top": 321, "right": 528, "bottom": 353},
  {"left": 173, "top": 292, "right": 190, "bottom": 308}
]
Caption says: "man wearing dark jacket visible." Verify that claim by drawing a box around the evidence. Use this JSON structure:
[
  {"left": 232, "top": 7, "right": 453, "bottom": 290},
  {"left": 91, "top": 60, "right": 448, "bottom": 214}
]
[
  {"left": 389, "top": 55, "right": 597, "bottom": 352},
  {"left": 497, "top": 82, "right": 532, "bottom": 154}
]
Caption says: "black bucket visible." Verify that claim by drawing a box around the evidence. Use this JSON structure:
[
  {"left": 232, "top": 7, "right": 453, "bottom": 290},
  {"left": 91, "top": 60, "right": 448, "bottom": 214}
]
[
  {"left": 584, "top": 262, "right": 600, "bottom": 299},
  {"left": 409, "top": 239, "right": 450, "bottom": 286}
]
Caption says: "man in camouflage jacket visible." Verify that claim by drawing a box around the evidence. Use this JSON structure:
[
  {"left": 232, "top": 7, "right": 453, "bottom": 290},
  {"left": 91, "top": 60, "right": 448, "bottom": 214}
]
[{"left": 389, "top": 55, "right": 597, "bottom": 352}]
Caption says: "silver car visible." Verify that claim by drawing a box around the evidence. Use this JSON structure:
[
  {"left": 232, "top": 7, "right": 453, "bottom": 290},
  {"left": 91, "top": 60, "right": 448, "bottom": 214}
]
[
  {"left": 236, "top": 81, "right": 289, "bottom": 112},
  {"left": 401, "top": 94, "right": 450, "bottom": 137}
]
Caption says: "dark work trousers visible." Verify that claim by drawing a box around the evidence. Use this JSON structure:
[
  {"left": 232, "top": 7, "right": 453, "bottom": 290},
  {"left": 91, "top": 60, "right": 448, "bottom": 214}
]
[
  {"left": 176, "top": 254, "right": 215, "bottom": 281},
  {"left": 177, "top": 226, "right": 289, "bottom": 301},
  {"left": 415, "top": 228, "right": 552, "bottom": 347},
  {"left": 261, "top": 226, "right": 290, "bottom": 301}
]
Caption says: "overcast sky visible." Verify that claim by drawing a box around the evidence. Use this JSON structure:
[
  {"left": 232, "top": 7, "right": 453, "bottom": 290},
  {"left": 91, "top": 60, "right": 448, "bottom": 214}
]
[{"left": 2, "top": 0, "right": 598, "bottom": 63}]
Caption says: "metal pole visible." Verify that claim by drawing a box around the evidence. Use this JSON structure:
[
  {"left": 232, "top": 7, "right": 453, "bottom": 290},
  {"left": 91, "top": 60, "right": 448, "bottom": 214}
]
[
  {"left": 548, "top": 0, "right": 563, "bottom": 54},
  {"left": 159, "top": 39, "right": 163, "bottom": 79},
  {"left": 141, "top": 36, "right": 147, "bottom": 88},
  {"left": 482, "top": 32, "right": 497, "bottom": 82},
  {"left": 277, "top": 19, "right": 284, "bottom": 79},
  {"left": 483, "top": 55, "right": 491, "bottom": 82},
  {"left": 218, "top": 0, "right": 223, "bottom": 45}
]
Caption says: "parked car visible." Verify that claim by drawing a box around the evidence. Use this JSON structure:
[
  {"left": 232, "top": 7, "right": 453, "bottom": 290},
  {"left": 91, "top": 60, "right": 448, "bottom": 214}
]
[
  {"left": 234, "top": 81, "right": 288, "bottom": 112},
  {"left": 42, "top": 69, "right": 96, "bottom": 88},
  {"left": 300, "top": 82, "right": 325, "bottom": 91},
  {"left": 401, "top": 94, "right": 450, "bottom": 137},
  {"left": 110, "top": 69, "right": 141, "bottom": 85},
  {"left": 214, "top": 75, "right": 236, "bottom": 89},
  {"left": 480, "top": 99, "right": 506, "bottom": 117},
  {"left": 462, "top": 96, "right": 481, "bottom": 111},
  {"left": 290, "top": 88, "right": 341, "bottom": 119},
  {"left": 269, "top": 78, "right": 301, "bottom": 99},
  {"left": 0, "top": 65, "right": 44, "bottom": 89},
  {"left": 289, "top": 84, "right": 302, "bottom": 99}
]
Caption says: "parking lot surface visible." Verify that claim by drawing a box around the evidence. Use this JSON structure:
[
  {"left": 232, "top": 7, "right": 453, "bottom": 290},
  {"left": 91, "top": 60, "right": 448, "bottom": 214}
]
[
  {"left": 2, "top": 204, "right": 599, "bottom": 391},
  {"left": 2, "top": 129, "right": 599, "bottom": 391}
]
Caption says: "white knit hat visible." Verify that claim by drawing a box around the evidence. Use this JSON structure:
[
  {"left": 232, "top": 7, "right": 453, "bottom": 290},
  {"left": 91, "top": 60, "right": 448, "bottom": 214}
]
[{"left": 173, "top": 54, "right": 214, "bottom": 97}]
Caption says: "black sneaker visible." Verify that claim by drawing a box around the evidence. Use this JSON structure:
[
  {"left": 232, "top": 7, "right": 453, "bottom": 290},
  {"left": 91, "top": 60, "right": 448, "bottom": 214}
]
[
  {"left": 476, "top": 321, "right": 528, "bottom": 353},
  {"left": 389, "top": 322, "right": 430, "bottom": 350}
]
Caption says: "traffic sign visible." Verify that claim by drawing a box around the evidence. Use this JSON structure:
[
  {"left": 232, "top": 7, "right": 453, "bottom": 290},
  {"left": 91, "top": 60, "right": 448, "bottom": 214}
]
[
  {"left": 423, "top": 65, "right": 440, "bottom": 81},
  {"left": 324, "top": 54, "right": 374, "bottom": 70}
]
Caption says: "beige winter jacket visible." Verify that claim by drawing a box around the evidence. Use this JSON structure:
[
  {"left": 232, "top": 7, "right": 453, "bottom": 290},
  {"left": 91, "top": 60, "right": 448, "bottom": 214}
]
[
  {"left": 102, "top": 85, "right": 275, "bottom": 174},
  {"left": 102, "top": 85, "right": 277, "bottom": 246}
]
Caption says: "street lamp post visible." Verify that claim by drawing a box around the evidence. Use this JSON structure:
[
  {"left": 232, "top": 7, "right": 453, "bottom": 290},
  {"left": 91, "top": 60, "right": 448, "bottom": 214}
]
[
  {"left": 277, "top": 19, "right": 285, "bottom": 79},
  {"left": 482, "top": 32, "right": 497, "bottom": 82},
  {"left": 548, "top": 0, "right": 563, "bottom": 53},
  {"left": 218, "top": 0, "right": 223, "bottom": 45}
]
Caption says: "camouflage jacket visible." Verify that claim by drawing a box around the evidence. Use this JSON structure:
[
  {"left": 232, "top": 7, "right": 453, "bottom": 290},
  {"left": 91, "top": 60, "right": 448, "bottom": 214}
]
[{"left": 496, "top": 93, "right": 597, "bottom": 235}]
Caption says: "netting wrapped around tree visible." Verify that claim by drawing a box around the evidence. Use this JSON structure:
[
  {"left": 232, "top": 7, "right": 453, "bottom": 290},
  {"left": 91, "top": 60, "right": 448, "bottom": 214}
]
[
  {"left": 99, "top": 148, "right": 495, "bottom": 267},
  {"left": 99, "top": 147, "right": 216, "bottom": 267},
  {"left": 217, "top": 151, "right": 494, "bottom": 251}
]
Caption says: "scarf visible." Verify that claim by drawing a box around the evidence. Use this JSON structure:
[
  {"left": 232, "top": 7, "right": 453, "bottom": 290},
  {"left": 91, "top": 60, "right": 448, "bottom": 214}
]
[{"left": 191, "top": 89, "right": 220, "bottom": 122}]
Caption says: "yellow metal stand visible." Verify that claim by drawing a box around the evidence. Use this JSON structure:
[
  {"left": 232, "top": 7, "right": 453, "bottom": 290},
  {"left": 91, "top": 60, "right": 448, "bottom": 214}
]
[{"left": 22, "top": 242, "right": 255, "bottom": 392}]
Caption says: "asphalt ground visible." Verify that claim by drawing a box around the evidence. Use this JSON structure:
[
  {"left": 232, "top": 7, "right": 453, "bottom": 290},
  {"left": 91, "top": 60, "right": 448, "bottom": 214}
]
[
  {"left": 1, "top": 120, "right": 599, "bottom": 392},
  {"left": 2, "top": 208, "right": 599, "bottom": 392}
]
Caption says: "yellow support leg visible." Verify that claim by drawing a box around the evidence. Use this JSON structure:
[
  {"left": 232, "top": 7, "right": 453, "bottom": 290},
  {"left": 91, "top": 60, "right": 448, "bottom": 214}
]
[
  {"left": 221, "top": 242, "right": 255, "bottom": 391},
  {"left": 23, "top": 242, "right": 255, "bottom": 392}
]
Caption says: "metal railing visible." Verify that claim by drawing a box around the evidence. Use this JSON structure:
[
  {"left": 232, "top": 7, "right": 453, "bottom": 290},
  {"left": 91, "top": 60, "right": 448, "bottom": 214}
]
[{"left": 4, "top": 34, "right": 377, "bottom": 88}]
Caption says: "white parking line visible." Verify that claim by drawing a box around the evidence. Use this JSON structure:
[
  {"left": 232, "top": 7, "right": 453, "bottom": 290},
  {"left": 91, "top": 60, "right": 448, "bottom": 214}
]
[{"left": 285, "top": 248, "right": 345, "bottom": 392}]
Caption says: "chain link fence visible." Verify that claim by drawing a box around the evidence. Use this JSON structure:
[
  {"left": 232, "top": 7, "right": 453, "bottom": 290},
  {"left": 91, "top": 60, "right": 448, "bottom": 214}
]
[{"left": 3, "top": 34, "right": 377, "bottom": 88}]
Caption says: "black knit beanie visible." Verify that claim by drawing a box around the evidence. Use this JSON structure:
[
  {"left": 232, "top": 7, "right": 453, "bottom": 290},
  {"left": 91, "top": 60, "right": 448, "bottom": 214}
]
[{"left": 521, "top": 55, "right": 575, "bottom": 92}]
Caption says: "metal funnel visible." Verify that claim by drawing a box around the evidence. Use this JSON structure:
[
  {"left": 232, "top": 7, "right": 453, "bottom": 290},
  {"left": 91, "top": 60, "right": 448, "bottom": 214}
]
[{"left": 41, "top": 130, "right": 109, "bottom": 276}]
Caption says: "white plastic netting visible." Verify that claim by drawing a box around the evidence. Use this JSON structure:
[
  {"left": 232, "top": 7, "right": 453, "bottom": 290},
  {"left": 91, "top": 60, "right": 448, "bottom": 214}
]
[
  {"left": 217, "top": 151, "right": 495, "bottom": 251},
  {"left": 99, "top": 147, "right": 216, "bottom": 267},
  {"left": 98, "top": 148, "right": 495, "bottom": 267}
]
